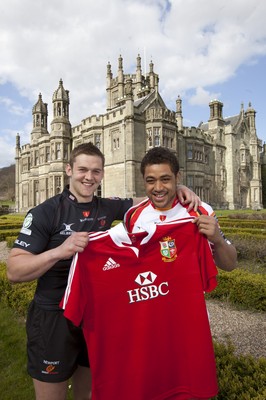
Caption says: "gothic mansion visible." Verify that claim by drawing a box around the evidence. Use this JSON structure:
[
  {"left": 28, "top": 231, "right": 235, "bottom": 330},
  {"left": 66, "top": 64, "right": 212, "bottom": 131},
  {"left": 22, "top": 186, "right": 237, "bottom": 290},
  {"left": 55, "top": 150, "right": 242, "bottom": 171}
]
[{"left": 15, "top": 55, "right": 263, "bottom": 212}]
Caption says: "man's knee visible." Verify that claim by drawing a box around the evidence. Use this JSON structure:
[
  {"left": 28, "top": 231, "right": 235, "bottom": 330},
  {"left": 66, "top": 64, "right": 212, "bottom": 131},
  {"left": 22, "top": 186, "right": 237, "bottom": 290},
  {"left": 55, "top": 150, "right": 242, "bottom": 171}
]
[
  {"left": 72, "top": 366, "right": 92, "bottom": 400},
  {"left": 33, "top": 378, "right": 68, "bottom": 400}
]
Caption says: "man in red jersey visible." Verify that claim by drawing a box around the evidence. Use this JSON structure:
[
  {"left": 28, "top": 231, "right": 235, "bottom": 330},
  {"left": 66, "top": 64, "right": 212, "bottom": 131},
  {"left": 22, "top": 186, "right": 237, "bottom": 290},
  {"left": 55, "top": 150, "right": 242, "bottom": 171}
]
[{"left": 125, "top": 146, "right": 237, "bottom": 271}]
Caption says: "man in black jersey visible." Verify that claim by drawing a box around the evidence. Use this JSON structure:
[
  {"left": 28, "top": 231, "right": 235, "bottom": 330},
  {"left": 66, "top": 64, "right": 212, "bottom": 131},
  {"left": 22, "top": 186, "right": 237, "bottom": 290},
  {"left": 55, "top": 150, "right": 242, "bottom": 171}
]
[{"left": 7, "top": 143, "right": 200, "bottom": 400}]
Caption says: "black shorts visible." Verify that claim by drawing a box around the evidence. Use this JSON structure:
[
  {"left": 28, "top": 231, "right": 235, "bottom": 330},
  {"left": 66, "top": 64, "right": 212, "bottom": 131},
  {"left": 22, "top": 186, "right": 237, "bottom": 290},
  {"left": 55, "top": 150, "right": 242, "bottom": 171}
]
[{"left": 26, "top": 300, "right": 89, "bottom": 383}]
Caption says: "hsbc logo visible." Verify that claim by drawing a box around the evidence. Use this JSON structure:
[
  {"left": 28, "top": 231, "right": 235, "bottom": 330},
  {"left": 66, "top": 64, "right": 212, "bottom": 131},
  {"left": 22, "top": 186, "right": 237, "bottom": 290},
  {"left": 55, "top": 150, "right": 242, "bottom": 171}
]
[
  {"left": 127, "top": 271, "right": 169, "bottom": 304},
  {"left": 135, "top": 271, "right": 157, "bottom": 286}
]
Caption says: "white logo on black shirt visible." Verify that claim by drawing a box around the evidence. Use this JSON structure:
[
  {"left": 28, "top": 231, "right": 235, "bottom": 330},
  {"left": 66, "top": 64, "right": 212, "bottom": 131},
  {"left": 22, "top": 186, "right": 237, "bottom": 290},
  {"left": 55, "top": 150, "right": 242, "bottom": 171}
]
[{"left": 60, "top": 223, "right": 75, "bottom": 235}]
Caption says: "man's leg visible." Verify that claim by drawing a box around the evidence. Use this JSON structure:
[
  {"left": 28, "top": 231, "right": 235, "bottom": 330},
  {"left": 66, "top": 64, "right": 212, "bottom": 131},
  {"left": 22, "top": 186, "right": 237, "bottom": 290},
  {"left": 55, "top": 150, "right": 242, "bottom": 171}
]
[
  {"left": 33, "top": 379, "right": 68, "bottom": 400},
  {"left": 72, "top": 365, "right": 92, "bottom": 400}
]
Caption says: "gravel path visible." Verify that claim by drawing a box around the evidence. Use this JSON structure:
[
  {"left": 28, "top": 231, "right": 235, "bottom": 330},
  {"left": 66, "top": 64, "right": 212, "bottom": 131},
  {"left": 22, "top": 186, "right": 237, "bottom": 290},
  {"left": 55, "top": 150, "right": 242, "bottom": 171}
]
[
  {"left": 207, "top": 299, "right": 266, "bottom": 359},
  {"left": 0, "top": 241, "right": 10, "bottom": 262},
  {"left": 1, "top": 241, "right": 265, "bottom": 359}
]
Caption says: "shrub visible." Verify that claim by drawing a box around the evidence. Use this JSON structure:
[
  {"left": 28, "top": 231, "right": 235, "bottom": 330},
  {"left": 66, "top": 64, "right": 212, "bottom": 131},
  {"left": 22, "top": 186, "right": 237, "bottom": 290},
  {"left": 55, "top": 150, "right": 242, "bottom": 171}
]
[
  {"left": 227, "top": 213, "right": 266, "bottom": 220},
  {"left": 214, "top": 341, "right": 266, "bottom": 399},
  {"left": 226, "top": 235, "right": 266, "bottom": 265},
  {"left": 0, "top": 262, "right": 36, "bottom": 316},
  {"left": 6, "top": 235, "right": 17, "bottom": 248},
  {"left": 0, "top": 228, "right": 20, "bottom": 241},
  {"left": 207, "top": 269, "right": 266, "bottom": 311}
]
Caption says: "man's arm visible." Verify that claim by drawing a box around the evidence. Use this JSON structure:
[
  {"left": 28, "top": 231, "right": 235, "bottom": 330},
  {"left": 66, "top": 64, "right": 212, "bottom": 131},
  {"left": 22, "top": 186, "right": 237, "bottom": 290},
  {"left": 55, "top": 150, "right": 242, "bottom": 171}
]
[
  {"left": 132, "top": 185, "right": 201, "bottom": 211},
  {"left": 6, "top": 232, "right": 89, "bottom": 283},
  {"left": 192, "top": 215, "right": 237, "bottom": 271}
]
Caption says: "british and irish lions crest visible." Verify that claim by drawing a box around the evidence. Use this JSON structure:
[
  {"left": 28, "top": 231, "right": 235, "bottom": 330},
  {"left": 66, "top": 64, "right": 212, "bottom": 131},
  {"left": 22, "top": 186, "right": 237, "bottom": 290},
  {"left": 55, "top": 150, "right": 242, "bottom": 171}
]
[{"left": 160, "top": 236, "right": 177, "bottom": 262}]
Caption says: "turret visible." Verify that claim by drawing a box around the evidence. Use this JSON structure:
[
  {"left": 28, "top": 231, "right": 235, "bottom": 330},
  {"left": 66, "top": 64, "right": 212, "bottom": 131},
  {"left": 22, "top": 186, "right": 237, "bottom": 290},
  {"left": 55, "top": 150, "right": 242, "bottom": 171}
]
[
  {"left": 245, "top": 102, "right": 256, "bottom": 135},
  {"left": 52, "top": 79, "right": 70, "bottom": 120},
  {"left": 31, "top": 93, "right": 48, "bottom": 139},
  {"left": 208, "top": 99, "right": 224, "bottom": 130}
]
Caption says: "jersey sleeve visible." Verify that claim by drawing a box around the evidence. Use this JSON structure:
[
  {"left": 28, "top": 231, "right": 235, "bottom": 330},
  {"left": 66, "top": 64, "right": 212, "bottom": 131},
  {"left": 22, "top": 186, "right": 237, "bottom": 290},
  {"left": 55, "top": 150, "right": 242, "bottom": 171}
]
[
  {"left": 61, "top": 252, "right": 85, "bottom": 327},
  {"left": 12, "top": 201, "right": 57, "bottom": 254},
  {"left": 197, "top": 232, "right": 218, "bottom": 293}
]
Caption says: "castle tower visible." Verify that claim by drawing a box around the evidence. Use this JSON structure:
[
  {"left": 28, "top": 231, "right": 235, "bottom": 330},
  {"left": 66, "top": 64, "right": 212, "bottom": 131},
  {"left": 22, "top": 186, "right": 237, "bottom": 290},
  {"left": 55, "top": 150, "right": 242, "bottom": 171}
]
[
  {"left": 31, "top": 93, "right": 48, "bottom": 141},
  {"left": 50, "top": 79, "right": 72, "bottom": 165},
  {"left": 105, "top": 55, "right": 159, "bottom": 111},
  {"left": 245, "top": 102, "right": 256, "bottom": 136},
  {"left": 244, "top": 102, "right": 263, "bottom": 209},
  {"left": 208, "top": 99, "right": 224, "bottom": 131}
]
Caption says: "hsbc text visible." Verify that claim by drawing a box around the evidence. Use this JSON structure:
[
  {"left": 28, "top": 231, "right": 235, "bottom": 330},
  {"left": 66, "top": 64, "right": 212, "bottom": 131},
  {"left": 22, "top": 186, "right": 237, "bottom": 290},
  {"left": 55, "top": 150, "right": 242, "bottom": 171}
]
[{"left": 127, "top": 282, "right": 169, "bottom": 303}]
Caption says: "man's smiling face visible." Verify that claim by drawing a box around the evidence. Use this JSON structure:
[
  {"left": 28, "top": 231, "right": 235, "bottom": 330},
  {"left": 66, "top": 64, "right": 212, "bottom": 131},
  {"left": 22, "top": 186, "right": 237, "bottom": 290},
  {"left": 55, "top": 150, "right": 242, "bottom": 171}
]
[
  {"left": 66, "top": 153, "right": 104, "bottom": 203},
  {"left": 143, "top": 163, "right": 179, "bottom": 209}
]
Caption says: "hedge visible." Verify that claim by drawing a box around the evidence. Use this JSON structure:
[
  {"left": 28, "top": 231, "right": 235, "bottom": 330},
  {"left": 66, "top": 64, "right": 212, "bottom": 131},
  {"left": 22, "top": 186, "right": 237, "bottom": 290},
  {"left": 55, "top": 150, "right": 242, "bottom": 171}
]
[
  {"left": 0, "top": 262, "right": 36, "bottom": 316},
  {"left": 0, "top": 229, "right": 21, "bottom": 241},
  {"left": 213, "top": 341, "right": 266, "bottom": 399},
  {"left": 206, "top": 269, "right": 266, "bottom": 311}
]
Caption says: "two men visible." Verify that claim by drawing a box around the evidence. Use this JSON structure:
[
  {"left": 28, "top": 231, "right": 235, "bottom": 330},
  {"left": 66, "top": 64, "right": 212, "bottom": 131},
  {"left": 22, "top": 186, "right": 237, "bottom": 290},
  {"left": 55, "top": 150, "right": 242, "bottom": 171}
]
[
  {"left": 62, "top": 146, "right": 237, "bottom": 399},
  {"left": 7, "top": 143, "right": 202, "bottom": 400}
]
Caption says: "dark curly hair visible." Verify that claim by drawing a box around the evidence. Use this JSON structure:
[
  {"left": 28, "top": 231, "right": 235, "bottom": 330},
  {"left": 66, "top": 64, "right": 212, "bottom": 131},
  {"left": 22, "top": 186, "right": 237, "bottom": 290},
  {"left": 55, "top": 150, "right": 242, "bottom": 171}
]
[{"left": 140, "top": 147, "right": 179, "bottom": 176}]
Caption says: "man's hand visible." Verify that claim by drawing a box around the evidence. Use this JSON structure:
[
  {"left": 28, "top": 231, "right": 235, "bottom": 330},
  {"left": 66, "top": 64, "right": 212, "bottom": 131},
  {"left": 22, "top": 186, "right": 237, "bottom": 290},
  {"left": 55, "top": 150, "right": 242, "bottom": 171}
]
[
  {"left": 60, "top": 232, "right": 90, "bottom": 259},
  {"left": 192, "top": 215, "right": 237, "bottom": 271},
  {"left": 192, "top": 215, "right": 221, "bottom": 244},
  {"left": 176, "top": 185, "right": 201, "bottom": 212}
]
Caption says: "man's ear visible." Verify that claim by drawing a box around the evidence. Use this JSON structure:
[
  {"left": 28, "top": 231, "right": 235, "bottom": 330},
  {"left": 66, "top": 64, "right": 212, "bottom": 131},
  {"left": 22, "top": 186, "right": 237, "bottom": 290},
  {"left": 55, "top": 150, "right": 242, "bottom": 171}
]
[{"left": 65, "top": 163, "right": 72, "bottom": 177}]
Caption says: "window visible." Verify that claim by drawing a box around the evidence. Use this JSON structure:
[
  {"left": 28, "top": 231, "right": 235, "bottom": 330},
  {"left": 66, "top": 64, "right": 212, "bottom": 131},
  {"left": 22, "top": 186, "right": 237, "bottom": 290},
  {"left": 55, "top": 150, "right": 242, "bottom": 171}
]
[
  {"left": 46, "top": 147, "right": 50, "bottom": 162},
  {"left": 35, "top": 150, "right": 39, "bottom": 165},
  {"left": 97, "top": 185, "right": 102, "bottom": 198},
  {"left": 64, "top": 144, "right": 68, "bottom": 160},
  {"left": 112, "top": 90, "right": 118, "bottom": 107},
  {"left": 154, "top": 135, "right": 160, "bottom": 146},
  {"left": 147, "top": 128, "right": 152, "bottom": 147},
  {"left": 111, "top": 131, "right": 119, "bottom": 151},
  {"left": 154, "top": 127, "right": 160, "bottom": 146},
  {"left": 56, "top": 143, "right": 61, "bottom": 159},
  {"left": 187, "top": 144, "right": 193, "bottom": 160},
  {"left": 55, "top": 176, "right": 61, "bottom": 194}
]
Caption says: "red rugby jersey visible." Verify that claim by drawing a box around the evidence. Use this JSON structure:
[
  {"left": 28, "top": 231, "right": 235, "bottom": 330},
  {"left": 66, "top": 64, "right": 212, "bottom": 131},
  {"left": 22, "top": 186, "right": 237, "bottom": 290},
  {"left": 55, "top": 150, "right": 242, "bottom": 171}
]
[{"left": 62, "top": 220, "right": 218, "bottom": 400}]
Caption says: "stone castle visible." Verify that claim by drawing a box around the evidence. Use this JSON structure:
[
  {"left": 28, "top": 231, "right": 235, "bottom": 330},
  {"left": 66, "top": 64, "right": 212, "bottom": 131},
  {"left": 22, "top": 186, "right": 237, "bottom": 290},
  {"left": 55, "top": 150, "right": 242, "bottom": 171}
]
[{"left": 15, "top": 55, "right": 264, "bottom": 212}]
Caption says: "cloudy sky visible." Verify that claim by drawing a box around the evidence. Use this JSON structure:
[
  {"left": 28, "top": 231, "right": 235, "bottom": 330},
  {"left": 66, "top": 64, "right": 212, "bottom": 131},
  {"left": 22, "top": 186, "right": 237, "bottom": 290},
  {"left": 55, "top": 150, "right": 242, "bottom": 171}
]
[{"left": 0, "top": 0, "right": 266, "bottom": 168}]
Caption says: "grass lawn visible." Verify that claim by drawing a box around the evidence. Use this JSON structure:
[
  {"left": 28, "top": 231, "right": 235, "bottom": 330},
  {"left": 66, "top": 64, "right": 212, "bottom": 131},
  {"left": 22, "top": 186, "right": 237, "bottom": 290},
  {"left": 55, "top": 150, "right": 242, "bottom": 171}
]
[
  {"left": 0, "top": 304, "right": 74, "bottom": 399},
  {"left": 0, "top": 305, "right": 34, "bottom": 399}
]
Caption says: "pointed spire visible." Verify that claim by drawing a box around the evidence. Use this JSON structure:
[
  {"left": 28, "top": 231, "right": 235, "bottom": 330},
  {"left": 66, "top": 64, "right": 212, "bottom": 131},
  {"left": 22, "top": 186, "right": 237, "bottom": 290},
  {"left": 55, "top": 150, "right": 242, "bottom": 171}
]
[
  {"left": 137, "top": 54, "right": 141, "bottom": 70},
  {"left": 32, "top": 93, "right": 48, "bottom": 114},
  {"left": 149, "top": 59, "right": 154, "bottom": 73},
  {"left": 118, "top": 54, "right": 123, "bottom": 70},
  {"left": 107, "top": 61, "right": 112, "bottom": 77},
  {"left": 16, "top": 132, "right": 20, "bottom": 149},
  {"left": 53, "top": 79, "right": 69, "bottom": 102}
]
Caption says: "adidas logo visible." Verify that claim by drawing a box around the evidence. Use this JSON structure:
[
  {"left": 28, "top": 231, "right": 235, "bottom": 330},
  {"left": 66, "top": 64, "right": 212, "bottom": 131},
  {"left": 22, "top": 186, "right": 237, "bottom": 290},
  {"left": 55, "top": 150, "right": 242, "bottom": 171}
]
[{"left": 103, "top": 257, "right": 120, "bottom": 271}]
